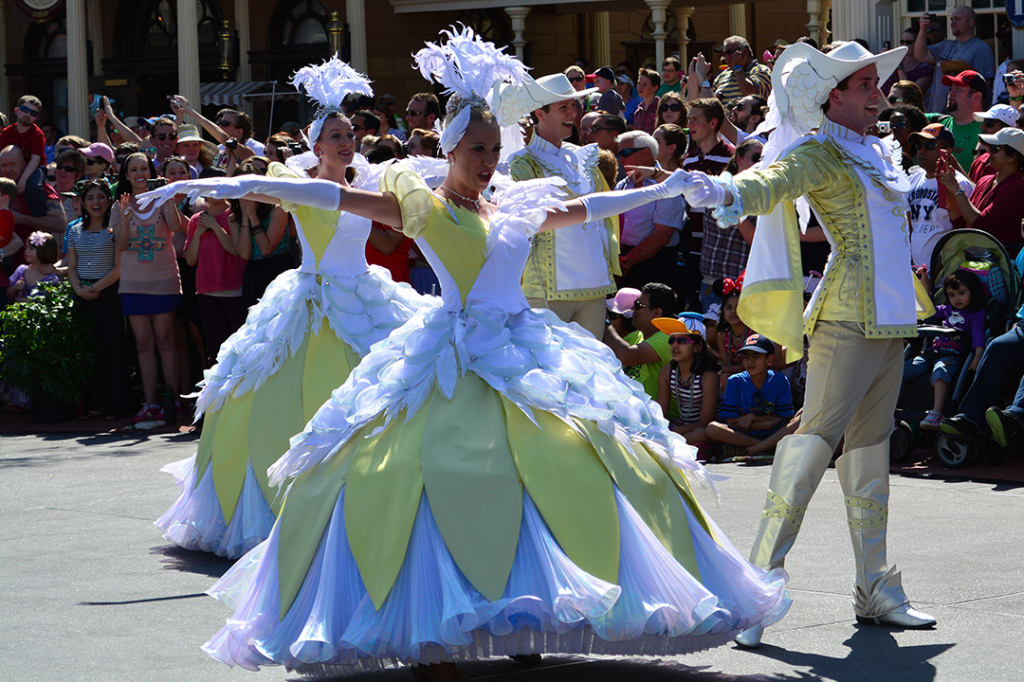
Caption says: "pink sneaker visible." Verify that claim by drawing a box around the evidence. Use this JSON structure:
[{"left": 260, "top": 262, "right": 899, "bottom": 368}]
[
  {"left": 131, "top": 403, "right": 158, "bottom": 424},
  {"left": 920, "top": 410, "right": 943, "bottom": 430}
]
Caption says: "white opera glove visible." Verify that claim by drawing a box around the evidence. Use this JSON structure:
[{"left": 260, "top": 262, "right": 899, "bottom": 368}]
[
  {"left": 579, "top": 169, "right": 693, "bottom": 223},
  {"left": 137, "top": 176, "right": 341, "bottom": 212},
  {"left": 682, "top": 171, "right": 729, "bottom": 208}
]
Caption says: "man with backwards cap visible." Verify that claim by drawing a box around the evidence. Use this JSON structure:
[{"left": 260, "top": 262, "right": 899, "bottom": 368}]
[
  {"left": 906, "top": 123, "right": 974, "bottom": 266},
  {"left": 500, "top": 73, "right": 621, "bottom": 339},
  {"left": 681, "top": 41, "right": 938, "bottom": 647}
]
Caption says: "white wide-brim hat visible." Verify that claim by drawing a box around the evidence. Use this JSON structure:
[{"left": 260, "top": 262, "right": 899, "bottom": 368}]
[
  {"left": 494, "top": 73, "right": 598, "bottom": 125},
  {"left": 771, "top": 42, "right": 906, "bottom": 125}
]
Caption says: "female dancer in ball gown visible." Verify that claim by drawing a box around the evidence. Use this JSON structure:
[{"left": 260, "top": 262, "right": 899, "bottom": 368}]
[
  {"left": 154, "top": 60, "right": 437, "bottom": 559},
  {"left": 141, "top": 27, "right": 790, "bottom": 679}
]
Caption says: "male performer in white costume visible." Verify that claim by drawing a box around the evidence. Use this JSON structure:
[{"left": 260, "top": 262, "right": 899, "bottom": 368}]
[
  {"left": 501, "top": 74, "right": 620, "bottom": 339},
  {"left": 682, "top": 41, "right": 937, "bottom": 647}
]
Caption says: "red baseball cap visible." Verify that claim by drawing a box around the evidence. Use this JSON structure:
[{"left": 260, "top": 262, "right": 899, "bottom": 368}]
[{"left": 941, "top": 69, "right": 986, "bottom": 92}]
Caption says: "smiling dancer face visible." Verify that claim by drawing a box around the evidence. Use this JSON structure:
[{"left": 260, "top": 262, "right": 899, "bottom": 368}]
[{"left": 312, "top": 115, "right": 358, "bottom": 184}]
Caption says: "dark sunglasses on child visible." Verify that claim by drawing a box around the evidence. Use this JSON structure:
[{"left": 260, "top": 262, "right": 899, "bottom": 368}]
[
  {"left": 659, "top": 103, "right": 683, "bottom": 112},
  {"left": 668, "top": 335, "right": 699, "bottom": 345}
]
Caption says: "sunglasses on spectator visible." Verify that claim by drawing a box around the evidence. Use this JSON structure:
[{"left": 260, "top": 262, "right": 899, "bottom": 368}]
[
  {"left": 617, "top": 148, "right": 644, "bottom": 158},
  {"left": 920, "top": 140, "right": 941, "bottom": 151},
  {"left": 659, "top": 103, "right": 683, "bottom": 112},
  {"left": 581, "top": 125, "right": 615, "bottom": 134},
  {"left": 115, "top": 156, "right": 129, "bottom": 165},
  {"left": 155, "top": 132, "right": 177, "bottom": 141},
  {"left": 406, "top": 109, "right": 426, "bottom": 116},
  {"left": 632, "top": 300, "right": 648, "bottom": 310},
  {"left": 352, "top": 125, "right": 370, "bottom": 132},
  {"left": 668, "top": 335, "right": 699, "bottom": 345},
  {"left": 567, "top": 76, "right": 584, "bottom": 83},
  {"left": 991, "top": 145, "right": 1009, "bottom": 155},
  {"left": 17, "top": 105, "right": 39, "bottom": 117},
  {"left": 721, "top": 48, "right": 743, "bottom": 56},
  {"left": 55, "top": 163, "right": 77, "bottom": 173},
  {"left": 86, "top": 158, "right": 107, "bottom": 166},
  {"left": 900, "top": 39, "right": 915, "bottom": 46},
  {"left": 216, "top": 118, "right": 236, "bottom": 127},
  {"left": 980, "top": 119, "right": 1002, "bottom": 129}
]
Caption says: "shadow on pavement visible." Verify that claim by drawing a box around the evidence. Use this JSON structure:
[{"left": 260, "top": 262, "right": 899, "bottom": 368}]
[
  {"left": 150, "top": 543, "right": 235, "bottom": 579},
  {"left": 737, "top": 626, "right": 953, "bottom": 682}
]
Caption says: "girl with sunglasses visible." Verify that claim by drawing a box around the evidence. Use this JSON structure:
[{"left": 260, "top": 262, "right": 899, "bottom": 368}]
[
  {"left": 654, "top": 316, "right": 720, "bottom": 447},
  {"left": 655, "top": 91, "right": 686, "bottom": 128}
]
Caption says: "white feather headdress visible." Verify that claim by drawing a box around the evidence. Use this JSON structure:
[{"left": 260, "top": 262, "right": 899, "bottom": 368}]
[
  {"left": 291, "top": 54, "right": 374, "bottom": 146},
  {"left": 413, "top": 25, "right": 528, "bottom": 155}
]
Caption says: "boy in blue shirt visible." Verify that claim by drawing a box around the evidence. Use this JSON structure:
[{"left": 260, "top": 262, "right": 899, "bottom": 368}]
[{"left": 706, "top": 333, "right": 794, "bottom": 455}]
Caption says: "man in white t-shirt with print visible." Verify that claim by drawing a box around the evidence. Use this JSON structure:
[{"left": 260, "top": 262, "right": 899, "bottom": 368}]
[{"left": 906, "top": 123, "right": 974, "bottom": 266}]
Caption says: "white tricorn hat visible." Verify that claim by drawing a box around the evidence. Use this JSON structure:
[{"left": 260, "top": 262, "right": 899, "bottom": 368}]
[
  {"left": 770, "top": 41, "right": 906, "bottom": 130},
  {"left": 494, "top": 73, "right": 598, "bottom": 125}
]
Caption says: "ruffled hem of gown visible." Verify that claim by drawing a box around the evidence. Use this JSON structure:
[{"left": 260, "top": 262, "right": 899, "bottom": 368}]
[
  {"left": 203, "top": 486, "right": 789, "bottom": 673},
  {"left": 155, "top": 457, "right": 275, "bottom": 559},
  {"left": 275, "top": 305, "right": 711, "bottom": 493},
  {"left": 194, "top": 266, "right": 434, "bottom": 419}
]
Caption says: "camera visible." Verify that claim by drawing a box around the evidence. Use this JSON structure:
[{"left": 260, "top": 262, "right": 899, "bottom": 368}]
[
  {"left": 876, "top": 120, "right": 891, "bottom": 135},
  {"left": 287, "top": 142, "right": 303, "bottom": 153},
  {"left": 1003, "top": 73, "right": 1018, "bottom": 86},
  {"left": 146, "top": 178, "right": 168, "bottom": 191},
  {"left": 225, "top": 138, "right": 238, "bottom": 150}
]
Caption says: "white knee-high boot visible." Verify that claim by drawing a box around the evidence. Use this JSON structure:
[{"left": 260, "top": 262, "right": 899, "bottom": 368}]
[
  {"left": 736, "top": 434, "right": 834, "bottom": 648},
  {"left": 836, "top": 440, "right": 936, "bottom": 628}
]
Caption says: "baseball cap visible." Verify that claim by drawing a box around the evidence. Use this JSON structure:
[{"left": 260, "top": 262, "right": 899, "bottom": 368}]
[
  {"left": 652, "top": 315, "right": 706, "bottom": 339},
  {"left": 973, "top": 104, "right": 1018, "bottom": 128},
  {"left": 607, "top": 287, "right": 642, "bottom": 316},
  {"left": 589, "top": 67, "right": 616, "bottom": 82},
  {"left": 909, "top": 123, "right": 955, "bottom": 147},
  {"left": 81, "top": 142, "right": 115, "bottom": 165},
  {"left": 941, "top": 69, "right": 986, "bottom": 93},
  {"left": 738, "top": 333, "right": 775, "bottom": 354},
  {"left": 978, "top": 127, "right": 1024, "bottom": 157}
]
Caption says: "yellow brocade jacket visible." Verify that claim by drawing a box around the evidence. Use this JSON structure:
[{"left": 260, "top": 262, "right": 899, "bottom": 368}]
[
  {"left": 509, "top": 137, "right": 620, "bottom": 302},
  {"left": 723, "top": 121, "right": 933, "bottom": 361}
]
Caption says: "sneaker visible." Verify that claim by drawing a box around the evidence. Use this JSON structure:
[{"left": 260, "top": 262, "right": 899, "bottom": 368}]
[
  {"left": 939, "top": 415, "right": 982, "bottom": 438},
  {"left": 920, "top": 410, "right": 943, "bottom": 430},
  {"left": 711, "top": 442, "right": 748, "bottom": 463},
  {"left": 985, "top": 407, "right": 1022, "bottom": 448},
  {"left": 131, "top": 403, "right": 159, "bottom": 424}
]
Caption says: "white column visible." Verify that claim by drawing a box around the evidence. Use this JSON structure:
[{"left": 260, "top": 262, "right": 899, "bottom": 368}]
[
  {"left": 66, "top": 0, "right": 89, "bottom": 138},
  {"left": 806, "top": 0, "right": 821, "bottom": 40},
  {"left": 177, "top": 0, "right": 202, "bottom": 108},
  {"left": 592, "top": 12, "right": 611, "bottom": 69},
  {"left": 729, "top": 4, "right": 746, "bottom": 38},
  {"left": 671, "top": 5, "right": 695, "bottom": 64},
  {"left": 0, "top": 0, "right": 10, "bottom": 116},
  {"left": 820, "top": 0, "right": 832, "bottom": 47},
  {"left": 87, "top": 0, "right": 103, "bottom": 77},
  {"left": 646, "top": 0, "right": 672, "bottom": 69},
  {"left": 505, "top": 7, "right": 531, "bottom": 63},
  {"left": 236, "top": 0, "right": 251, "bottom": 82},
  {"left": 830, "top": 0, "right": 874, "bottom": 46},
  {"left": 347, "top": 0, "right": 367, "bottom": 74}
]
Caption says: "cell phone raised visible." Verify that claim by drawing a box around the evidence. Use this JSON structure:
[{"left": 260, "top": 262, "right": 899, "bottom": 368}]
[{"left": 146, "top": 178, "right": 168, "bottom": 191}]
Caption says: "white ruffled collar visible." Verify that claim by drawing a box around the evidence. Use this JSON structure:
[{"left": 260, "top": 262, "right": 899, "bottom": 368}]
[
  {"left": 525, "top": 135, "right": 598, "bottom": 194},
  {"left": 820, "top": 118, "right": 910, "bottom": 192}
]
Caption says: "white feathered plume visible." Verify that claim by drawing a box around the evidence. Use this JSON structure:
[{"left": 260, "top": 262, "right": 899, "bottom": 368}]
[
  {"left": 291, "top": 54, "right": 374, "bottom": 145},
  {"left": 413, "top": 25, "right": 528, "bottom": 123}
]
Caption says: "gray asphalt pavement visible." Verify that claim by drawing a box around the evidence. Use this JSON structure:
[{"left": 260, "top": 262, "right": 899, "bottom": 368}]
[{"left": 1, "top": 432, "right": 1021, "bottom": 682}]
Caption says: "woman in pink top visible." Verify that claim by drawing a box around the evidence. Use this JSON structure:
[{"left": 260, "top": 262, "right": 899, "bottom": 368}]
[
  {"left": 183, "top": 168, "right": 248, "bottom": 364},
  {"left": 112, "top": 152, "right": 185, "bottom": 424}
]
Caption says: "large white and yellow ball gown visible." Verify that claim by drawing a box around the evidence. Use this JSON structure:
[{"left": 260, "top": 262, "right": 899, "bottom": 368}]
[
  {"left": 155, "top": 162, "right": 437, "bottom": 559},
  {"left": 196, "top": 165, "right": 790, "bottom": 674}
]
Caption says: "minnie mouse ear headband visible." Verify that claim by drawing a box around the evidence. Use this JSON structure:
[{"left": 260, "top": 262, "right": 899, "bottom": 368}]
[
  {"left": 495, "top": 73, "right": 597, "bottom": 124},
  {"left": 652, "top": 315, "right": 706, "bottom": 339}
]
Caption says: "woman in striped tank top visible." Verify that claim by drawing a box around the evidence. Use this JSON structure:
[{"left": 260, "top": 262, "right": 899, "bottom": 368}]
[{"left": 654, "top": 315, "right": 720, "bottom": 444}]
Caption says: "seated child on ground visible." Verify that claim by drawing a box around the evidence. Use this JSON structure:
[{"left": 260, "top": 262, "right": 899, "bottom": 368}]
[
  {"left": 653, "top": 314, "right": 720, "bottom": 444},
  {"left": 715, "top": 277, "right": 751, "bottom": 390},
  {"left": 905, "top": 269, "right": 986, "bottom": 429},
  {"left": 705, "top": 333, "right": 795, "bottom": 456},
  {"left": 6, "top": 231, "right": 60, "bottom": 303}
]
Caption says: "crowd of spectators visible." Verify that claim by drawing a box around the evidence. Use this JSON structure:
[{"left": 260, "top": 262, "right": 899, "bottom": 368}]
[{"left": 2, "top": 11, "right": 1023, "bottom": 454}]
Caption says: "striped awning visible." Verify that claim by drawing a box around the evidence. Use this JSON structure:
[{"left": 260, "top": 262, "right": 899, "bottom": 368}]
[{"left": 200, "top": 81, "right": 300, "bottom": 106}]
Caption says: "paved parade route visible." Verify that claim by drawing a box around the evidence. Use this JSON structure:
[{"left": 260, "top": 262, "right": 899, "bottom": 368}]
[{"left": 2, "top": 433, "right": 1021, "bottom": 682}]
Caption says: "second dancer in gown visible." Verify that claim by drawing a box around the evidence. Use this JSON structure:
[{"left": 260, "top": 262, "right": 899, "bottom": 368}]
[
  {"left": 154, "top": 59, "right": 437, "bottom": 559},
  {"left": 141, "top": 27, "right": 791, "bottom": 679}
]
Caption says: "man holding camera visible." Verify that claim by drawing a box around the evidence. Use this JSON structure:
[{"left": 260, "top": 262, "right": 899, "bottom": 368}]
[
  {"left": 915, "top": 8, "right": 994, "bottom": 113},
  {"left": 170, "top": 96, "right": 259, "bottom": 168}
]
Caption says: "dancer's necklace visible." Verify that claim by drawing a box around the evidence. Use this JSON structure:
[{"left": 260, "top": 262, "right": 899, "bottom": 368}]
[{"left": 442, "top": 185, "right": 481, "bottom": 210}]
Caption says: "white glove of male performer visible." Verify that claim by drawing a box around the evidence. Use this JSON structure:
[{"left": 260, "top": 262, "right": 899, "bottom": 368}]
[
  {"left": 578, "top": 169, "right": 697, "bottom": 223},
  {"left": 681, "top": 171, "right": 730, "bottom": 208},
  {"left": 137, "top": 176, "right": 341, "bottom": 212}
]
